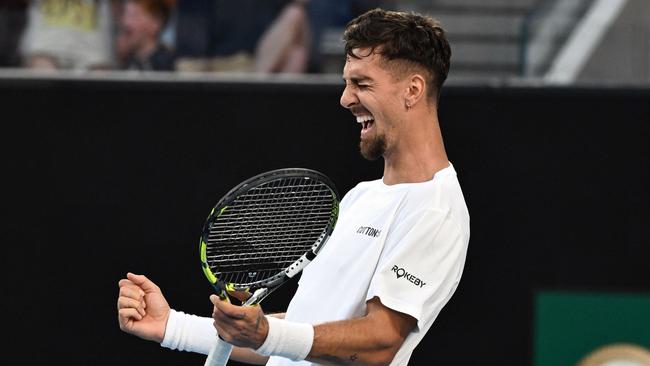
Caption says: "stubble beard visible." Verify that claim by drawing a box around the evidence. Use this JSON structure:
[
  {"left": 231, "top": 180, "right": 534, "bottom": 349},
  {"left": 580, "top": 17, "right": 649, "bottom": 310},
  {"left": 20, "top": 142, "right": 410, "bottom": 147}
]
[{"left": 359, "top": 134, "right": 387, "bottom": 161}]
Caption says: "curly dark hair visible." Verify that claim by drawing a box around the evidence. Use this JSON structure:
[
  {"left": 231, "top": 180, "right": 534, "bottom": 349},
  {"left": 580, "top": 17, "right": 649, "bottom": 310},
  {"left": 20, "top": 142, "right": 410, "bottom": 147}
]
[{"left": 343, "top": 8, "right": 451, "bottom": 103}]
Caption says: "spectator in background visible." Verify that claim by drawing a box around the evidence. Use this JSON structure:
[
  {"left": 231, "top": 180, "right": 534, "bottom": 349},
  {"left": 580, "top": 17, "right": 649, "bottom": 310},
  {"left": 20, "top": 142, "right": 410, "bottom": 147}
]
[
  {"left": 0, "top": 0, "right": 28, "bottom": 68},
  {"left": 20, "top": 0, "right": 116, "bottom": 71},
  {"left": 172, "top": 0, "right": 388, "bottom": 74},
  {"left": 253, "top": 0, "right": 311, "bottom": 73},
  {"left": 173, "top": 0, "right": 309, "bottom": 73},
  {"left": 306, "top": 0, "right": 390, "bottom": 73},
  {"left": 116, "top": 0, "right": 175, "bottom": 71}
]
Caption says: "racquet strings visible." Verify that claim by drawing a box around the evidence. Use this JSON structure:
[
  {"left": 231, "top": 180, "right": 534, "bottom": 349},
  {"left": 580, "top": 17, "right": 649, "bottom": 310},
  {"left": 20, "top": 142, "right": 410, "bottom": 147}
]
[{"left": 204, "top": 176, "right": 336, "bottom": 285}]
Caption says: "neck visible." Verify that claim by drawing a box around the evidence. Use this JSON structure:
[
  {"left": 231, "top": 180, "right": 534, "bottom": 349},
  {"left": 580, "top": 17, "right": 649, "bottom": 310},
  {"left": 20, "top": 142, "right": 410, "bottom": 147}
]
[{"left": 381, "top": 108, "right": 449, "bottom": 185}]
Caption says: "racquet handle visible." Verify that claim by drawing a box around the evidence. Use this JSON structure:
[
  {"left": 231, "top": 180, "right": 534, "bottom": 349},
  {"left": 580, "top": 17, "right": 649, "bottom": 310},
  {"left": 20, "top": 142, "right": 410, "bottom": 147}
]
[
  {"left": 203, "top": 289, "right": 266, "bottom": 366},
  {"left": 205, "top": 290, "right": 233, "bottom": 366},
  {"left": 204, "top": 337, "right": 233, "bottom": 366}
]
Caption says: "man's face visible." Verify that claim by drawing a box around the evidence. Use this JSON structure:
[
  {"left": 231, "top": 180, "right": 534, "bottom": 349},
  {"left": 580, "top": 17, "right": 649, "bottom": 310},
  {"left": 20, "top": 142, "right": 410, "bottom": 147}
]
[
  {"left": 340, "top": 48, "right": 406, "bottom": 161},
  {"left": 120, "top": 2, "right": 161, "bottom": 49}
]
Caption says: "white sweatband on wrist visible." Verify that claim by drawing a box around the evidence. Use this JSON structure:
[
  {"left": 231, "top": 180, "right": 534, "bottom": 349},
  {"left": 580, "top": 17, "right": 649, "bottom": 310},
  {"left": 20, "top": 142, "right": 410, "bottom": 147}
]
[
  {"left": 255, "top": 316, "right": 314, "bottom": 361},
  {"left": 160, "top": 309, "right": 217, "bottom": 355}
]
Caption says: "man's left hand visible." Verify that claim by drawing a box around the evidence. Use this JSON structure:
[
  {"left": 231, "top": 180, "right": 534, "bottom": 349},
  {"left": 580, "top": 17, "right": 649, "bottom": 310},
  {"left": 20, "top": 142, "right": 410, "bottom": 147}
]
[{"left": 210, "top": 294, "right": 269, "bottom": 349}]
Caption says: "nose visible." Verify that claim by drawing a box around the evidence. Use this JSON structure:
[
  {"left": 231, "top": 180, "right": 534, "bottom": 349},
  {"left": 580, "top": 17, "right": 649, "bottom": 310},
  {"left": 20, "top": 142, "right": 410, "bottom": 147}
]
[{"left": 340, "top": 84, "right": 358, "bottom": 109}]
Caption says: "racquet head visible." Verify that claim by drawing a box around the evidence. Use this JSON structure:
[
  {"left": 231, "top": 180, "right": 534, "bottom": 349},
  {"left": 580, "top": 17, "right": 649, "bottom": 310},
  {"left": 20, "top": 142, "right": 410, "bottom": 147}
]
[{"left": 199, "top": 168, "right": 339, "bottom": 305}]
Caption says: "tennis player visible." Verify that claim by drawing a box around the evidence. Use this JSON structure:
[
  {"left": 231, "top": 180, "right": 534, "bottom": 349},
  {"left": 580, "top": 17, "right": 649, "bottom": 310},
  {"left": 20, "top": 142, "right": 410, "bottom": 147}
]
[{"left": 118, "top": 8, "right": 470, "bottom": 365}]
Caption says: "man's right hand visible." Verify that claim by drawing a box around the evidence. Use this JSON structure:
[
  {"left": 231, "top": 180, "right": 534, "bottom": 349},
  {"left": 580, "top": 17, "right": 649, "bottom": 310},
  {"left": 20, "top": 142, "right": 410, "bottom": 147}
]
[{"left": 117, "top": 272, "right": 170, "bottom": 343}]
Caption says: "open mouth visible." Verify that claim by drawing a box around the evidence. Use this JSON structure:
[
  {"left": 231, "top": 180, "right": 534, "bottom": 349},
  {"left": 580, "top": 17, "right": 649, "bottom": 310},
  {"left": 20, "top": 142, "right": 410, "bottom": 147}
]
[{"left": 356, "top": 115, "right": 375, "bottom": 131}]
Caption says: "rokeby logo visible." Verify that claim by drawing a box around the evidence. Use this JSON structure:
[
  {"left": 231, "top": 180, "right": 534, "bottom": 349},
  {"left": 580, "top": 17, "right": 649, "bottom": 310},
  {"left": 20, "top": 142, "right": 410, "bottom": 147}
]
[{"left": 391, "top": 265, "right": 426, "bottom": 288}]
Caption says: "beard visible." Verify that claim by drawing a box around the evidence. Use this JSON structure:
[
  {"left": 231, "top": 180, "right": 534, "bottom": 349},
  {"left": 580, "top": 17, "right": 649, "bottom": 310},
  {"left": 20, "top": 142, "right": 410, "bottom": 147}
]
[{"left": 359, "top": 133, "right": 387, "bottom": 161}]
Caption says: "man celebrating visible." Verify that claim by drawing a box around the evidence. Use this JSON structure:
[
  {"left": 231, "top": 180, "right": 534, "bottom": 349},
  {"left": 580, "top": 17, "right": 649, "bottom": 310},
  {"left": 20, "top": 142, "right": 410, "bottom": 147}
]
[{"left": 118, "top": 8, "right": 470, "bottom": 366}]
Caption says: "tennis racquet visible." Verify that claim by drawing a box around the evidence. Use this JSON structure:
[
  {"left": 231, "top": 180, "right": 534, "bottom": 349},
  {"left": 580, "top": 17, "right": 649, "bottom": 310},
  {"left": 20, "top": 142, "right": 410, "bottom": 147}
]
[{"left": 199, "top": 168, "right": 340, "bottom": 366}]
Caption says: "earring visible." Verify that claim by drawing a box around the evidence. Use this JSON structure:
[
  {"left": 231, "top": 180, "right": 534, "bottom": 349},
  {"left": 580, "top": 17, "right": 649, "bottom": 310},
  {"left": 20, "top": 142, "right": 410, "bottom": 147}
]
[{"left": 406, "top": 101, "right": 411, "bottom": 110}]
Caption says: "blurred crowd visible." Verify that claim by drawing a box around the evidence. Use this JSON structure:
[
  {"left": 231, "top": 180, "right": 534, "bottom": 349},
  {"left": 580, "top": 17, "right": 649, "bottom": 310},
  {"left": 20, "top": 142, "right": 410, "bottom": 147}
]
[{"left": 0, "top": 0, "right": 390, "bottom": 74}]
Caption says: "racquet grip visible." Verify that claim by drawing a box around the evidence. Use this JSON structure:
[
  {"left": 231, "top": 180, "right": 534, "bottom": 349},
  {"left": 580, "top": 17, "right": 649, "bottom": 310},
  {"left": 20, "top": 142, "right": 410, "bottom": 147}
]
[{"left": 204, "top": 337, "right": 233, "bottom": 366}]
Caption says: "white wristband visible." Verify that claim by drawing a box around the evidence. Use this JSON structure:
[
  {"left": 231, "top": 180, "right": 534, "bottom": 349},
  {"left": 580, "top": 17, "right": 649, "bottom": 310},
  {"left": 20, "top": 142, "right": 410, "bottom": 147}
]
[
  {"left": 255, "top": 316, "right": 314, "bottom": 361},
  {"left": 160, "top": 309, "right": 217, "bottom": 355}
]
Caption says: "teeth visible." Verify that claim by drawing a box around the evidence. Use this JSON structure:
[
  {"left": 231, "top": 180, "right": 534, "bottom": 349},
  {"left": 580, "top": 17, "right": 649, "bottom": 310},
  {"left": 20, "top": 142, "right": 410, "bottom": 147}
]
[{"left": 356, "top": 115, "right": 375, "bottom": 123}]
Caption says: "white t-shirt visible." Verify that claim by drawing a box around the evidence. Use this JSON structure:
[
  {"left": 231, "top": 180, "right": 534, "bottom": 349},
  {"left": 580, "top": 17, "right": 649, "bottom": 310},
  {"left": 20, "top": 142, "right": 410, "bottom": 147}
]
[
  {"left": 20, "top": 0, "right": 114, "bottom": 69},
  {"left": 162, "top": 163, "right": 470, "bottom": 365},
  {"left": 267, "top": 162, "right": 470, "bottom": 366}
]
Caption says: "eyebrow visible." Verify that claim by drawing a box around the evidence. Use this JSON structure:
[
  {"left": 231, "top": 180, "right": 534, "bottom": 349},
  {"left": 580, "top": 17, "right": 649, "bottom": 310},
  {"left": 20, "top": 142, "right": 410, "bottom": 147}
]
[{"left": 343, "top": 76, "right": 372, "bottom": 84}]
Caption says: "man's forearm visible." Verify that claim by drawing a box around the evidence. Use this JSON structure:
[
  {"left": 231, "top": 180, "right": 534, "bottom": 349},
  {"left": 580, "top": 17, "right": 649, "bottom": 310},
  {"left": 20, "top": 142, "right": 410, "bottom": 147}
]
[
  {"left": 230, "top": 347, "right": 269, "bottom": 365},
  {"left": 306, "top": 300, "right": 414, "bottom": 366},
  {"left": 308, "top": 317, "right": 399, "bottom": 366}
]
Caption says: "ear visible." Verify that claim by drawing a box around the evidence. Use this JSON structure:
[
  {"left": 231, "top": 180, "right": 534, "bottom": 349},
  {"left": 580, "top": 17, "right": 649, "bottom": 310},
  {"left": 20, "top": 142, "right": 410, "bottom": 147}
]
[{"left": 403, "top": 73, "right": 426, "bottom": 108}]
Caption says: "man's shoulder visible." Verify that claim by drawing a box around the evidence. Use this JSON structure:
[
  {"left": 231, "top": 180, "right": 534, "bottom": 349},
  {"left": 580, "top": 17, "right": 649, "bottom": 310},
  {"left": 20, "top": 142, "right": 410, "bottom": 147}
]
[
  {"left": 338, "top": 178, "right": 382, "bottom": 207},
  {"left": 353, "top": 178, "right": 382, "bottom": 190},
  {"left": 343, "top": 178, "right": 382, "bottom": 195}
]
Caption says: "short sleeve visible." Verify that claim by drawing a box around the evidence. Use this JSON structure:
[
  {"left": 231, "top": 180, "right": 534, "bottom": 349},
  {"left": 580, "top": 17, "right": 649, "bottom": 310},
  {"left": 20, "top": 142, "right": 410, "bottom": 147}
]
[{"left": 366, "top": 208, "right": 468, "bottom": 330}]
